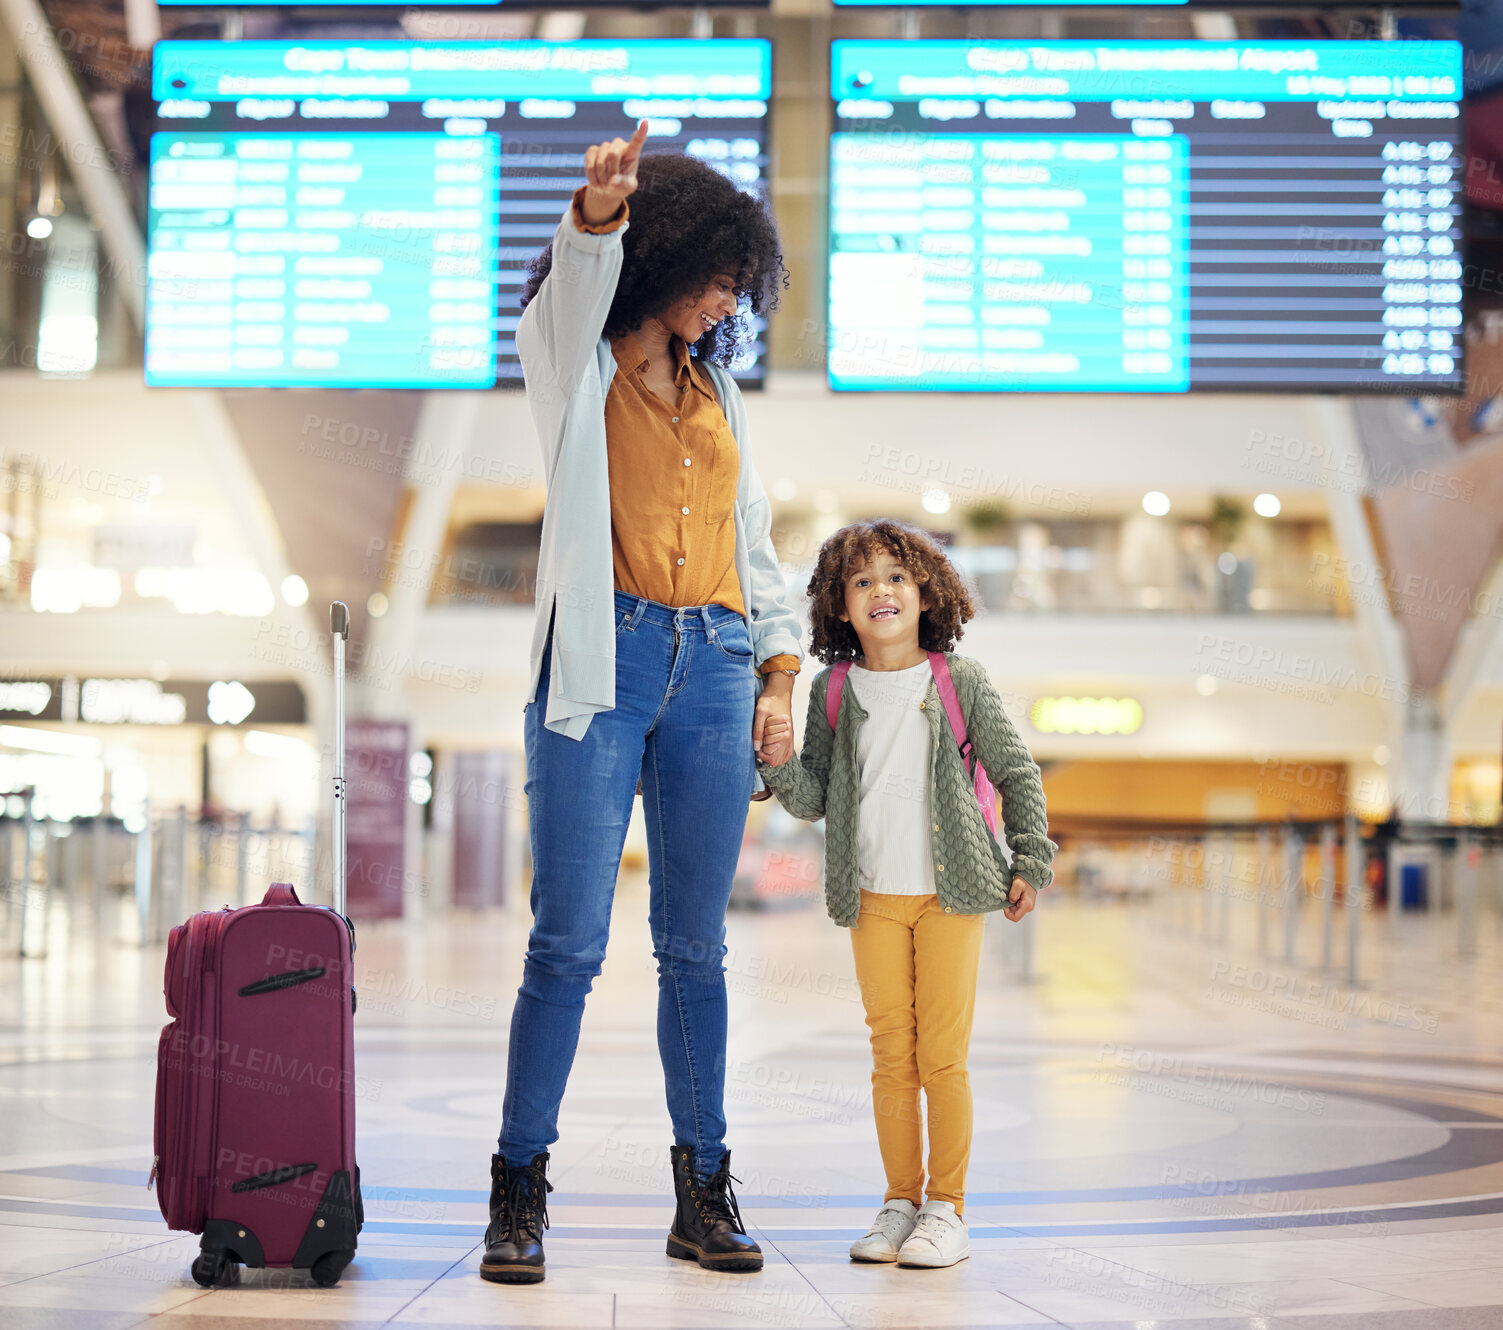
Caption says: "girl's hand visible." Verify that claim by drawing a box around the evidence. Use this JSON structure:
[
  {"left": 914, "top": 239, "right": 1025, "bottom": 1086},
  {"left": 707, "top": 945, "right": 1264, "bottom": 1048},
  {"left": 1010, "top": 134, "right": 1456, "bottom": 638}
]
[
  {"left": 754, "top": 710, "right": 794, "bottom": 767},
  {"left": 1004, "top": 879, "right": 1037, "bottom": 922},
  {"left": 582, "top": 120, "right": 649, "bottom": 222}
]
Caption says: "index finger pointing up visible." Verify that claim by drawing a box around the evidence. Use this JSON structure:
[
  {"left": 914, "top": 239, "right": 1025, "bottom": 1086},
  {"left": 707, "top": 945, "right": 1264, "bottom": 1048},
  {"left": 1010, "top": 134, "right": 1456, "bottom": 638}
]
[{"left": 622, "top": 118, "right": 649, "bottom": 163}]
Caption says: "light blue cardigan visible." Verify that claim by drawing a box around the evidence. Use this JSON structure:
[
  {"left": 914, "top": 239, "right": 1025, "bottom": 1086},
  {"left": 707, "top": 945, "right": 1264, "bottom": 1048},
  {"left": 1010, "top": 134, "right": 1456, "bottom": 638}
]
[{"left": 515, "top": 196, "right": 806, "bottom": 790}]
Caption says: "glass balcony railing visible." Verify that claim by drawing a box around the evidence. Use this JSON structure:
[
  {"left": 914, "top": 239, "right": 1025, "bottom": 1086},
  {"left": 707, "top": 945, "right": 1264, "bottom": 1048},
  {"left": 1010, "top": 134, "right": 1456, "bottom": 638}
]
[{"left": 849, "top": 516, "right": 1347, "bottom": 617}]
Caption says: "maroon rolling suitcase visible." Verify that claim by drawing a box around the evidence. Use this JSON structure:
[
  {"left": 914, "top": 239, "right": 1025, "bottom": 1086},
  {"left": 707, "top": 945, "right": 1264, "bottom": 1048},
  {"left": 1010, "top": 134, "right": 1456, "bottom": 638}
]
[{"left": 151, "top": 602, "right": 363, "bottom": 1287}]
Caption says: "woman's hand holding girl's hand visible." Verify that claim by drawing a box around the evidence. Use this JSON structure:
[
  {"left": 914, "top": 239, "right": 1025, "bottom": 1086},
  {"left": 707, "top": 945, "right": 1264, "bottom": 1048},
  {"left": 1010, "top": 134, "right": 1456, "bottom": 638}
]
[
  {"left": 754, "top": 713, "right": 795, "bottom": 767},
  {"left": 1003, "top": 880, "right": 1037, "bottom": 922},
  {"left": 581, "top": 120, "right": 649, "bottom": 225}
]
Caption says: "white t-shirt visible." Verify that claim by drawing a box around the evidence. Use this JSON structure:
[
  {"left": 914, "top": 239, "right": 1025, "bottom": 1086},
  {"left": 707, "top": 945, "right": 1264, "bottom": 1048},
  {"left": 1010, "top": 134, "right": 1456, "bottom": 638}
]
[{"left": 846, "top": 659, "right": 936, "bottom": 896}]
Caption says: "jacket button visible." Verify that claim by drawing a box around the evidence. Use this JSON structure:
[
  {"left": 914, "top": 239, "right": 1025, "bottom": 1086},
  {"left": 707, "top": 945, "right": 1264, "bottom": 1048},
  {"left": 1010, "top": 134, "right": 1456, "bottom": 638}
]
[
  {"left": 933, "top": 824, "right": 939, "bottom": 832},
  {"left": 937, "top": 864, "right": 944, "bottom": 872},
  {"left": 944, "top": 906, "right": 953, "bottom": 914},
  {"left": 918, "top": 701, "right": 926, "bottom": 710}
]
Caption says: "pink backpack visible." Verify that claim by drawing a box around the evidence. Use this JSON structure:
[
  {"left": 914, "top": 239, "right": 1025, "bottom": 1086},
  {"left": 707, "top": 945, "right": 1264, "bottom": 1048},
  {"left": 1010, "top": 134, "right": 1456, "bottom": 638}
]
[{"left": 825, "top": 651, "right": 999, "bottom": 837}]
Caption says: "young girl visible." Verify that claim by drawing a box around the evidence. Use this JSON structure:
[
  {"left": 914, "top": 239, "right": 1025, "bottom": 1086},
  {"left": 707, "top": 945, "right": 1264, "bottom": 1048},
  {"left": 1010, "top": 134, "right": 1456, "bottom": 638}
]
[{"left": 756, "top": 518, "right": 1056, "bottom": 1269}]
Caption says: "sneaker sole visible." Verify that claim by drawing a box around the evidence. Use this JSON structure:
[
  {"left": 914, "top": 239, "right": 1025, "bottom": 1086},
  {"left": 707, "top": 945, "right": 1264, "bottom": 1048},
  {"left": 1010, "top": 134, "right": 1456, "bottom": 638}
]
[
  {"left": 897, "top": 1252, "right": 970, "bottom": 1269},
  {"left": 479, "top": 1262, "right": 545, "bottom": 1284},
  {"left": 666, "top": 1234, "right": 763, "bottom": 1272},
  {"left": 850, "top": 1251, "right": 900, "bottom": 1263}
]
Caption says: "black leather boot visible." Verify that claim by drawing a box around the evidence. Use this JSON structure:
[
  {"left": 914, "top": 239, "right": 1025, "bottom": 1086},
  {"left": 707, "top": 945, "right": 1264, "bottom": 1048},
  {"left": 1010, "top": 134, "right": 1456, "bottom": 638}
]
[
  {"left": 666, "top": 1145, "right": 763, "bottom": 1272},
  {"left": 479, "top": 1152, "right": 552, "bottom": 1284}
]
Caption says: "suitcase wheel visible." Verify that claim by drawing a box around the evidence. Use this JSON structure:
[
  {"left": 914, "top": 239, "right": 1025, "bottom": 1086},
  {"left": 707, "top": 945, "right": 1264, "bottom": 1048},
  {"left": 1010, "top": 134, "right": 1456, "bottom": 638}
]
[
  {"left": 190, "top": 1250, "right": 233, "bottom": 1288},
  {"left": 310, "top": 1249, "right": 354, "bottom": 1288}
]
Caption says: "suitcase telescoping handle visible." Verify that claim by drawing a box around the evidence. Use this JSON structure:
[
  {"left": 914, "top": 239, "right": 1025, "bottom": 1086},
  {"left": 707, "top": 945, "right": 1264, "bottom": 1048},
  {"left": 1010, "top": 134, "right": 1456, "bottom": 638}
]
[{"left": 330, "top": 601, "right": 349, "bottom": 916}]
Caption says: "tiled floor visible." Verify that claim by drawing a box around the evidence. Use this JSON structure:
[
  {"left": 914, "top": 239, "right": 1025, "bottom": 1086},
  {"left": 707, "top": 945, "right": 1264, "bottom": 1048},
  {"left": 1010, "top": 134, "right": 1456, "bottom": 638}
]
[{"left": 2, "top": 875, "right": 1502, "bottom": 1329}]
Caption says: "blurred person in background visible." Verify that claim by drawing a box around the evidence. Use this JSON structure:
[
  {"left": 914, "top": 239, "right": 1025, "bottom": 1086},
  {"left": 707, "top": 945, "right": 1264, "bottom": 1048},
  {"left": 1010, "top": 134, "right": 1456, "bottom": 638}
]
[{"left": 478, "top": 121, "right": 804, "bottom": 1285}]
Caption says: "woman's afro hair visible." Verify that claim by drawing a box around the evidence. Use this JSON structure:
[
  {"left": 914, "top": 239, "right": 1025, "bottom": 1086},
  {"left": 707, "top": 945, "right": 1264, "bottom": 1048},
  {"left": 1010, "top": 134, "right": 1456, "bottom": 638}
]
[
  {"left": 804, "top": 519, "right": 976, "bottom": 665},
  {"left": 519, "top": 152, "right": 788, "bottom": 367}
]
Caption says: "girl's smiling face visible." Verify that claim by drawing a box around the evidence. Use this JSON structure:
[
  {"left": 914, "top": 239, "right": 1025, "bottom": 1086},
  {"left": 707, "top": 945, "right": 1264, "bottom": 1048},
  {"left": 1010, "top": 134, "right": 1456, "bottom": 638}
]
[{"left": 838, "top": 549, "right": 930, "bottom": 650}]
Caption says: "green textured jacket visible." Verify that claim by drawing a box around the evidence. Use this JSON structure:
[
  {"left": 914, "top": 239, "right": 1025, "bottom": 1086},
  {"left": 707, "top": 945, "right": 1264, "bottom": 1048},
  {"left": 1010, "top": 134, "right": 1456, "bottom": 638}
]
[{"left": 755, "top": 653, "right": 1057, "bottom": 928}]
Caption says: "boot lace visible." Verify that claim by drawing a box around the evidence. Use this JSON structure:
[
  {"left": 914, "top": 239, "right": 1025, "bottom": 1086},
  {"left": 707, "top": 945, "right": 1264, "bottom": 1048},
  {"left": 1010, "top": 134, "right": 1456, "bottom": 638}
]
[
  {"left": 696, "top": 1154, "right": 747, "bottom": 1234},
  {"left": 496, "top": 1158, "right": 553, "bottom": 1244}
]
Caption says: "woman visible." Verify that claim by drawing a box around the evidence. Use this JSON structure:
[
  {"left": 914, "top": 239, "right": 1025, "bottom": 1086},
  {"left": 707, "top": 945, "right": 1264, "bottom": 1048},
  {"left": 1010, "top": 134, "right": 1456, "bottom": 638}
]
[{"left": 480, "top": 122, "right": 804, "bottom": 1286}]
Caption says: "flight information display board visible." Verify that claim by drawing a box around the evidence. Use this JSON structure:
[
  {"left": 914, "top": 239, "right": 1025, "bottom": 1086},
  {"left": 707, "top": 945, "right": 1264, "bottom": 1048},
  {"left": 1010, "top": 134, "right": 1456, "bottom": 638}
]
[
  {"left": 158, "top": 0, "right": 771, "bottom": 6},
  {"left": 833, "top": 0, "right": 1455, "bottom": 7},
  {"left": 146, "top": 40, "right": 771, "bottom": 389},
  {"left": 828, "top": 41, "right": 1463, "bottom": 393}
]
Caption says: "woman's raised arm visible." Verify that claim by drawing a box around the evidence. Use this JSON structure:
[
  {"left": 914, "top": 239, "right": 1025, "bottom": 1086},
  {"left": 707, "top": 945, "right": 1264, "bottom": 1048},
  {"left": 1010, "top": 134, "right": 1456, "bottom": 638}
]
[{"left": 516, "top": 121, "right": 650, "bottom": 395}]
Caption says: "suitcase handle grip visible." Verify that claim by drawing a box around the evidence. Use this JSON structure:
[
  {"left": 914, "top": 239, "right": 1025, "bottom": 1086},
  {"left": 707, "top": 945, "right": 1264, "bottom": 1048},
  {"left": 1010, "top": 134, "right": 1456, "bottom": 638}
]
[
  {"left": 263, "top": 883, "right": 302, "bottom": 907},
  {"left": 330, "top": 601, "right": 349, "bottom": 638}
]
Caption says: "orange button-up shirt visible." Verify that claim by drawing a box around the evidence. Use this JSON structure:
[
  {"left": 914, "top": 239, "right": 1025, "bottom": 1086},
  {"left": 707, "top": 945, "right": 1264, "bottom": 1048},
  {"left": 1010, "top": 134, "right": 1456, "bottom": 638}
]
[{"left": 571, "top": 186, "right": 798, "bottom": 678}]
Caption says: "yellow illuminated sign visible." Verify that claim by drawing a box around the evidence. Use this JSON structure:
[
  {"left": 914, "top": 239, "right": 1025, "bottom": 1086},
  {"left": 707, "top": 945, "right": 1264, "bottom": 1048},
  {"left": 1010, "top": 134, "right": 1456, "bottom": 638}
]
[{"left": 1029, "top": 696, "right": 1143, "bottom": 735}]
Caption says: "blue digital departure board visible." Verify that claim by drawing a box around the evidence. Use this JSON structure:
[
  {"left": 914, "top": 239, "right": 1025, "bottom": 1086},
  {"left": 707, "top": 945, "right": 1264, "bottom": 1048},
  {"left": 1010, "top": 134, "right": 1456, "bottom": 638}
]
[
  {"left": 146, "top": 40, "right": 772, "bottom": 389},
  {"left": 828, "top": 41, "right": 1464, "bottom": 393},
  {"left": 158, "top": 0, "right": 771, "bottom": 7}
]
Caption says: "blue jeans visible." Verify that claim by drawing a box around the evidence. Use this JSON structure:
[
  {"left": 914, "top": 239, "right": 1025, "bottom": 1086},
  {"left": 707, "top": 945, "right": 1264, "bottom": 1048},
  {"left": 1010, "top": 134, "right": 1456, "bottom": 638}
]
[{"left": 499, "top": 591, "right": 759, "bottom": 1179}]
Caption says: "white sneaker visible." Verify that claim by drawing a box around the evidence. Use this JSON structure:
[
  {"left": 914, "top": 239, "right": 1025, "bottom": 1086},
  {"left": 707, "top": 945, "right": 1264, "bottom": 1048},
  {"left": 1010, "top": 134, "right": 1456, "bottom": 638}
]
[
  {"left": 848, "top": 1199, "right": 918, "bottom": 1262},
  {"left": 896, "top": 1199, "right": 969, "bottom": 1268}
]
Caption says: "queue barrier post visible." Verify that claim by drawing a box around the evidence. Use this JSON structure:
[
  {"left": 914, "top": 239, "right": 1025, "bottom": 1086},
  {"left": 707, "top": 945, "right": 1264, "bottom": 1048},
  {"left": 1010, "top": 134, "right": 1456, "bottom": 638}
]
[{"left": 1344, "top": 814, "right": 1362, "bottom": 988}]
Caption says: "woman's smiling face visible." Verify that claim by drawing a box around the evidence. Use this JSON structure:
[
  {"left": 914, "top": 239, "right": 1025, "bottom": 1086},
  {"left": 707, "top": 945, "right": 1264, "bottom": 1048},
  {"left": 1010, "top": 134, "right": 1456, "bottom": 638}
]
[
  {"left": 660, "top": 271, "right": 740, "bottom": 345},
  {"left": 838, "top": 549, "right": 930, "bottom": 650}
]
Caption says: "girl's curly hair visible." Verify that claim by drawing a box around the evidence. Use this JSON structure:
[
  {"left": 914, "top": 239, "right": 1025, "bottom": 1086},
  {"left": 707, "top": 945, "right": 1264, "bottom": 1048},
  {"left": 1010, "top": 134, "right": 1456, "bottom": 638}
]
[
  {"left": 519, "top": 153, "right": 788, "bottom": 367},
  {"left": 805, "top": 519, "right": 976, "bottom": 665}
]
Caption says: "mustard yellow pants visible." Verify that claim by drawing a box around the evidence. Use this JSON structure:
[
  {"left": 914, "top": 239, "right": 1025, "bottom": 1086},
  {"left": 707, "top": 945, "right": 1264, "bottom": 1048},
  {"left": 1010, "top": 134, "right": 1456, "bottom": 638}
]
[{"left": 848, "top": 889, "right": 986, "bottom": 1215}]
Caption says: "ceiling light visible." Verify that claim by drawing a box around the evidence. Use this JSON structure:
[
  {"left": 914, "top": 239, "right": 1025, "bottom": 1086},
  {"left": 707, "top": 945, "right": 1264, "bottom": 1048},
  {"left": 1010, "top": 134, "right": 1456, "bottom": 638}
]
[
  {"left": 207, "top": 681, "right": 256, "bottom": 726},
  {"left": 281, "top": 574, "right": 309, "bottom": 607},
  {"left": 0, "top": 726, "right": 102, "bottom": 757}
]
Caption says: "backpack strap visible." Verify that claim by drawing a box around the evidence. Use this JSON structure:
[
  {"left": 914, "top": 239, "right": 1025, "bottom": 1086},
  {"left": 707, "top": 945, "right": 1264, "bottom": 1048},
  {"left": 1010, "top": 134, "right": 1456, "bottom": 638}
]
[
  {"left": 825, "top": 661, "right": 853, "bottom": 733},
  {"left": 927, "top": 651, "right": 976, "bottom": 770}
]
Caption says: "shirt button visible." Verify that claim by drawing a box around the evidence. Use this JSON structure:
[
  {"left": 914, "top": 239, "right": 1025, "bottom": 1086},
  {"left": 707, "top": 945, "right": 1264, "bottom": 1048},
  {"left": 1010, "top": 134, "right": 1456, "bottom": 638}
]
[
  {"left": 672, "top": 416, "right": 680, "bottom": 423},
  {"left": 681, "top": 506, "right": 690, "bottom": 515},
  {"left": 684, "top": 458, "right": 692, "bottom": 467},
  {"left": 676, "top": 557, "right": 685, "bottom": 566}
]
